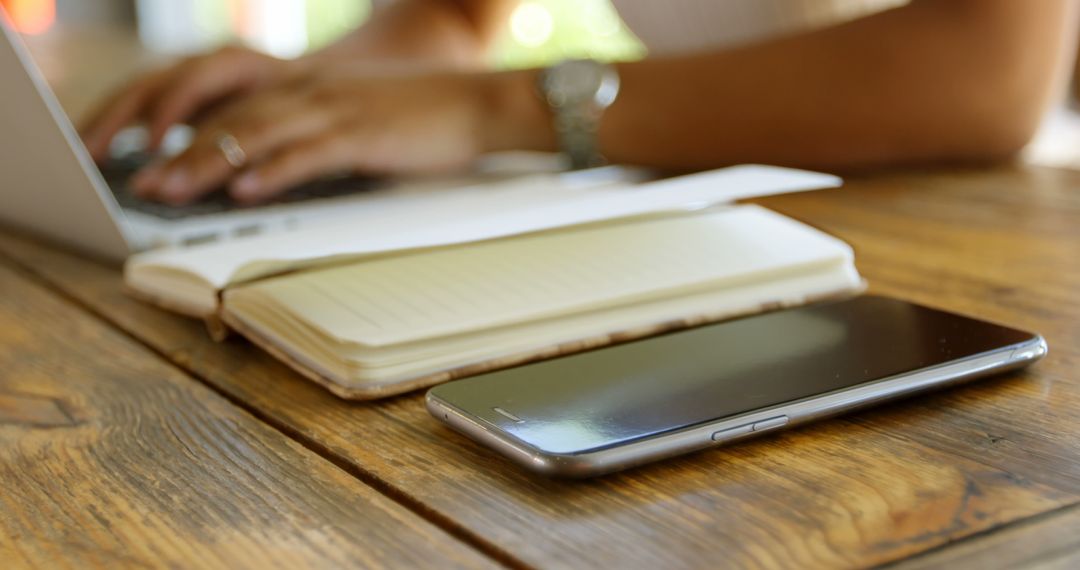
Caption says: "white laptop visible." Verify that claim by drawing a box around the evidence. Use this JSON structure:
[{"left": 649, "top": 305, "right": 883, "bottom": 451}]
[{"left": 0, "top": 17, "right": 649, "bottom": 263}]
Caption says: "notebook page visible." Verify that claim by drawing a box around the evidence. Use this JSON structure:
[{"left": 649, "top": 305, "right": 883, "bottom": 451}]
[
  {"left": 230, "top": 205, "right": 853, "bottom": 347},
  {"left": 127, "top": 165, "right": 840, "bottom": 290}
]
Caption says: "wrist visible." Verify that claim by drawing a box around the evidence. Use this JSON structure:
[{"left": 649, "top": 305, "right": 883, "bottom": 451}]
[{"left": 477, "top": 69, "right": 557, "bottom": 154}]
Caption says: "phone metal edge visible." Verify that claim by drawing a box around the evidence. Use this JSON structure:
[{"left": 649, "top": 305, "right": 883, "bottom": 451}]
[{"left": 426, "top": 335, "right": 1047, "bottom": 478}]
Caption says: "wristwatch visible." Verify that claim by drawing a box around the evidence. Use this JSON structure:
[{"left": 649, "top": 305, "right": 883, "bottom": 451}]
[{"left": 537, "top": 59, "right": 621, "bottom": 170}]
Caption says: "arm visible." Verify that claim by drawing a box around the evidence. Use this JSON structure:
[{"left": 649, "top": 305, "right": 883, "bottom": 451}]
[
  {"left": 134, "top": 0, "right": 1077, "bottom": 204},
  {"left": 585, "top": 0, "right": 1078, "bottom": 170}
]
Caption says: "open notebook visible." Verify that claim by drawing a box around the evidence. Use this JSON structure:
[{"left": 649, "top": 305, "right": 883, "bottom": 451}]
[{"left": 125, "top": 165, "right": 863, "bottom": 399}]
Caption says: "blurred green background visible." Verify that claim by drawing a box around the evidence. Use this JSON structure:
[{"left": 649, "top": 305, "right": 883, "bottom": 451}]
[
  {"left": 304, "top": 0, "right": 646, "bottom": 67},
  {"left": 161, "top": 0, "right": 646, "bottom": 67}
]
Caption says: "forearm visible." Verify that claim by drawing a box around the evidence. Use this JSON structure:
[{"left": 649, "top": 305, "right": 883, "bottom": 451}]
[
  {"left": 493, "top": 0, "right": 1075, "bottom": 171},
  {"left": 312, "top": 0, "right": 518, "bottom": 69},
  {"left": 605, "top": 0, "right": 1075, "bottom": 171}
]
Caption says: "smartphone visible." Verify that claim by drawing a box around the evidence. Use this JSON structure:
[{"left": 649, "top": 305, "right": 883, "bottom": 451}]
[{"left": 426, "top": 295, "right": 1046, "bottom": 477}]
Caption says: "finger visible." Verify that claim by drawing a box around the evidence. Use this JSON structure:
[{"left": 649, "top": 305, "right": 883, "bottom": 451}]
[
  {"left": 148, "top": 146, "right": 232, "bottom": 205},
  {"left": 230, "top": 132, "right": 359, "bottom": 203},
  {"left": 147, "top": 106, "right": 331, "bottom": 204},
  {"left": 80, "top": 72, "right": 167, "bottom": 161},
  {"left": 144, "top": 54, "right": 267, "bottom": 151},
  {"left": 129, "top": 161, "right": 167, "bottom": 198}
]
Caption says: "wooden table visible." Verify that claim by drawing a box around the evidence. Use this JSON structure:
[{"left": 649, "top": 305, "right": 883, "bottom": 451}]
[
  {"left": 4, "top": 165, "right": 1080, "bottom": 570},
  {"left": 3, "top": 29, "right": 1080, "bottom": 570}
]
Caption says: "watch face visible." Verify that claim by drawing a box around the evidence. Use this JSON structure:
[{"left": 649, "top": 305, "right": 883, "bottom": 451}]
[
  {"left": 540, "top": 59, "right": 621, "bottom": 169},
  {"left": 546, "top": 60, "right": 607, "bottom": 108}
]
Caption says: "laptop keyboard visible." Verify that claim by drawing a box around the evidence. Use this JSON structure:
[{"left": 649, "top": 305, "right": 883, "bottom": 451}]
[{"left": 101, "top": 154, "right": 381, "bottom": 220}]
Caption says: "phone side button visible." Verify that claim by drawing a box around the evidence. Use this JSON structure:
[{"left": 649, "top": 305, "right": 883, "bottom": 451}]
[
  {"left": 752, "top": 416, "right": 790, "bottom": 432},
  {"left": 711, "top": 423, "right": 755, "bottom": 442}
]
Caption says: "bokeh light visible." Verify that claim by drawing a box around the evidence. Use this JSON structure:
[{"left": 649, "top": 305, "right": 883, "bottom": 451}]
[
  {"left": 510, "top": 2, "right": 554, "bottom": 49},
  {"left": 0, "top": 0, "right": 56, "bottom": 35}
]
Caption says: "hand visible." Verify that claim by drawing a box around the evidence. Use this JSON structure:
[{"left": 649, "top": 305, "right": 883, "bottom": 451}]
[
  {"left": 80, "top": 46, "right": 299, "bottom": 161},
  {"left": 129, "top": 69, "right": 552, "bottom": 205}
]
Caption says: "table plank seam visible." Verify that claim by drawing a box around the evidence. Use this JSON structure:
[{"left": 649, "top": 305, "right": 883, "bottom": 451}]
[
  {"left": 0, "top": 249, "right": 533, "bottom": 570},
  {"left": 873, "top": 499, "right": 1080, "bottom": 569}
]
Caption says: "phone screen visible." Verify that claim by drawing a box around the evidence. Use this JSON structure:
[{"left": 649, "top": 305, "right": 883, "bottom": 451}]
[{"left": 430, "top": 296, "right": 1036, "bottom": 455}]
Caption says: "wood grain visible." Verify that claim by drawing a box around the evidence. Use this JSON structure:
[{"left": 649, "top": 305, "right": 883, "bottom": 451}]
[
  {"left": 2, "top": 165, "right": 1079, "bottom": 569},
  {"left": 889, "top": 502, "right": 1080, "bottom": 569},
  {"left": 0, "top": 391, "right": 79, "bottom": 427},
  {"left": 0, "top": 262, "right": 497, "bottom": 569}
]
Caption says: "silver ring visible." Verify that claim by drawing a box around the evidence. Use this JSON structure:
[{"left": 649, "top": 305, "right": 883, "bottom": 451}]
[{"left": 215, "top": 132, "right": 247, "bottom": 169}]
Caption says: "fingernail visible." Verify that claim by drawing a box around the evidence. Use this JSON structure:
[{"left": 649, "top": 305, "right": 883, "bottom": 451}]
[
  {"left": 160, "top": 169, "right": 189, "bottom": 199},
  {"left": 231, "top": 172, "right": 261, "bottom": 198}
]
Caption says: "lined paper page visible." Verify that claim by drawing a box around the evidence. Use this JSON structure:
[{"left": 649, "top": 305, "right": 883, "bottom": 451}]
[{"left": 228, "top": 205, "right": 852, "bottom": 347}]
